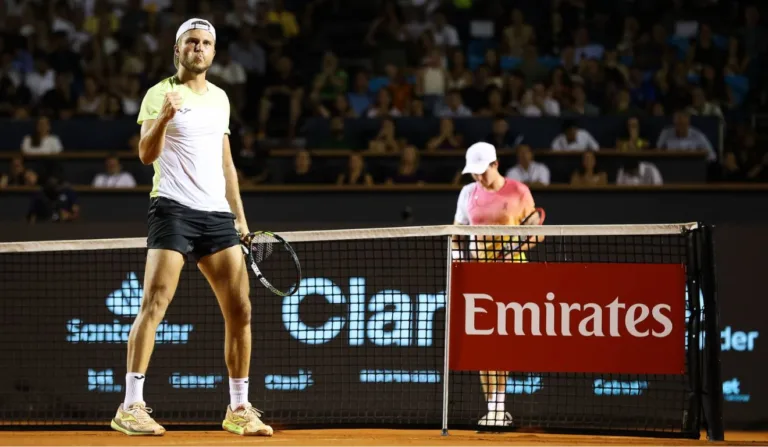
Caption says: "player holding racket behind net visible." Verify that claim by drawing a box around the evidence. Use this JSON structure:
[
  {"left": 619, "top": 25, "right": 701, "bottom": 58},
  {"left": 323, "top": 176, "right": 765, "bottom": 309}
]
[{"left": 453, "top": 142, "right": 544, "bottom": 428}]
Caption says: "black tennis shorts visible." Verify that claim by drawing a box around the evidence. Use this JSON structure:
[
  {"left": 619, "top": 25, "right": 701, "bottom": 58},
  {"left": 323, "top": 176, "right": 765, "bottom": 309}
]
[{"left": 147, "top": 196, "right": 240, "bottom": 263}]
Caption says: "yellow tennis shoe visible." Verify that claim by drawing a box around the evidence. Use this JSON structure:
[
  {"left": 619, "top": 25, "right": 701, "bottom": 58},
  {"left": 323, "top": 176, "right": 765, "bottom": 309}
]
[
  {"left": 222, "top": 403, "right": 274, "bottom": 436},
  {"left": 110, "top": 401, "right": 165, "bottom": 435}
]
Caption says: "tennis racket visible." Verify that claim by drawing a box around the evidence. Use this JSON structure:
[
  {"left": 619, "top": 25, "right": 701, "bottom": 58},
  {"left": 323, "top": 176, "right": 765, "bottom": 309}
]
[
  {"left": 241, "top": 231, "right": 302, "bottom": 297},
  {"left": 495, "top": 207, "right": 546, "bottom": 259}
]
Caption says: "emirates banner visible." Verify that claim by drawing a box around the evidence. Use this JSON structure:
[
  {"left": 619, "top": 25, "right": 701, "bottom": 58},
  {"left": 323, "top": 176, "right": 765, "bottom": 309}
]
[{"left": 449, "top": 263, "right": 687, "bottom": 374}]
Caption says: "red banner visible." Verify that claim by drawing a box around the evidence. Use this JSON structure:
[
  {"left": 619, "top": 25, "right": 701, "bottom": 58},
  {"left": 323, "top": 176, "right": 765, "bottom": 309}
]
[{"left": 449, "top": 263, "right": 686, "bottom": 374}]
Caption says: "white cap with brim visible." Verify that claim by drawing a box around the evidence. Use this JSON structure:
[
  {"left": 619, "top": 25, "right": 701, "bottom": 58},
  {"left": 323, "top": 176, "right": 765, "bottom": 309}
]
[
  {"left": 176, "top": 18, "right": 216, "bottom": 42},
  {"left": 462, "top": 142, "right": 497, "bottom": 174}
]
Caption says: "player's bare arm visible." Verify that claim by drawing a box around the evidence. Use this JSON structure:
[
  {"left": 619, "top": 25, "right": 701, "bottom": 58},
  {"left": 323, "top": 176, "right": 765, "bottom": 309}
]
[
  {"left": 223, "top": 135, "right": 249, "bottom": 239},
  {"left": 138, "top": 92, "right": 183, "bottom": 165}
]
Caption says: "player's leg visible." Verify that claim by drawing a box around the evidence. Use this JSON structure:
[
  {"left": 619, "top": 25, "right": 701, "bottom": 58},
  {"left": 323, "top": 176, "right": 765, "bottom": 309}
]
[
  {"left": 111, "top": 248, "right": 184, "bottom": 436},
  {"left": 196, "top": 238, "right": 273, "bottom": 436},
  {"left": 478, "top": 371, "right": 511, "bottom": 427}
]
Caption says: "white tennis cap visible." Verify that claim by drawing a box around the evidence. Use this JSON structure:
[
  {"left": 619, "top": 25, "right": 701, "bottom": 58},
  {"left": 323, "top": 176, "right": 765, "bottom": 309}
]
[
  {"left": 462, "top": 142, "right": 497, "bottom": 174},
  {"left": 176, "top": 18, "right": 216, "bottom": 42}
]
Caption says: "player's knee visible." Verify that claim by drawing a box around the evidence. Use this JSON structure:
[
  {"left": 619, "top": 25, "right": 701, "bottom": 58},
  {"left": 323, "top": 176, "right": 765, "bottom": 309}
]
[
  {"left": 140, "top": 285, "right": 173, "bottom": 322},
  {"left": 225, "top": 296, "right": 251, "bottom": 327}
]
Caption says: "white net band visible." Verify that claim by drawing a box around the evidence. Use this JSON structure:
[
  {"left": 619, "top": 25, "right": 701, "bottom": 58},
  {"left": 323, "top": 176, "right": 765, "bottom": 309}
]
[{"left": 0, "top": 223, "right": 699, "bottom": 253}]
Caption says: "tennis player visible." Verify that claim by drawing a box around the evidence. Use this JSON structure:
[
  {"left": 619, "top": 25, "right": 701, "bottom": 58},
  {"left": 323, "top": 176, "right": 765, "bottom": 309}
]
[
  {"left": 110, "top": 18, "right": 272, "bottom": 437},
  {"left": 453, "top": 142, "right": 541, "bottom": 428}
]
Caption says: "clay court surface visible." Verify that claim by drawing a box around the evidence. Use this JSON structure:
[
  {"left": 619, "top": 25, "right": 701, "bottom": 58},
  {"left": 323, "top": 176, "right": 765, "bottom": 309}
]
[{"left": 0, "top": 430, "right": 766, "bottom": 446}]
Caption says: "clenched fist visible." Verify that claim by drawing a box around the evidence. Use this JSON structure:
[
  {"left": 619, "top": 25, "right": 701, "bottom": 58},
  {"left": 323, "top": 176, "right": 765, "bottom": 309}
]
[{"left": 159, "top": 92, "right": 183, "bottom": 123}]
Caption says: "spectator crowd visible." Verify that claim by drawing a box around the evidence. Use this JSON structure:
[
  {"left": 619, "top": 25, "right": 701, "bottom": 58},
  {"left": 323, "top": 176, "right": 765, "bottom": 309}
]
[{"left": 2, "top": 0, "right": 768, "bottom": 222}]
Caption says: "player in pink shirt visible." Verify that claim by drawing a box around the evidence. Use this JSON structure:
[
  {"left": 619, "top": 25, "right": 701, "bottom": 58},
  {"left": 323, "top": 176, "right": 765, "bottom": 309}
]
[{"left": 453, "top": 142, "right": 542, "bottom": 427}]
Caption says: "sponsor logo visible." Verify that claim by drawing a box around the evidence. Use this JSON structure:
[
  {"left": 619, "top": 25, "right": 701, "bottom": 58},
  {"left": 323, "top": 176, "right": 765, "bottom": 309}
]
[
  {"left": 463, "top": 292, "right": 673, "bottom": 338},
  {"left": 282, "top": 277, "right": 445, "bottom": 347},
  {"left": 66, "top": 272, "right": 193, "bottom": 344},
  {"left": 723, "top": 378, "right": 750, "bottom": 403},
  {"left": 449, "top": 263, "right": 686, "bottom": 374}
]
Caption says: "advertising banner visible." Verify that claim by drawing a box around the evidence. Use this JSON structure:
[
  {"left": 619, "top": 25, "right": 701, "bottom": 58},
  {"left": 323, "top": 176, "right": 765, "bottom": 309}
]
[{"left": 449, "top": 263, "right": 687, "bottom": 374}]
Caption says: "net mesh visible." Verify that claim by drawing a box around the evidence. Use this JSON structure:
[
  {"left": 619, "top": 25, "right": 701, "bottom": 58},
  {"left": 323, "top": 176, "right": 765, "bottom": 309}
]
[{"left": 0, "top": 224, "right": 708, "bottom": 437}]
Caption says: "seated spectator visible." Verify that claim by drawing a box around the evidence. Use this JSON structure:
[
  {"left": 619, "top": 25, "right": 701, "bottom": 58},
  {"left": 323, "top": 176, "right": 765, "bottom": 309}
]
[
  {"left": 447, "top": 51, "right": 472, "bottom": 91},
  {"left": 318, "top": 94, "right": 358, "bottom": 118},
  {"left": 551, "top": 121, "right": 599, "bottom": 151},
  {"left": 284, "top": 150, "right": 325, "bottom": 184},
  {"left": 687, "top": 86, "right": 723, "bottom": 119},
  {"left": 505, "top": 70, "right": 525, "bottom": 112},
  {"left": 427, "top": 118, "right": 463, "bottom": 151},
  {"left": 386, "top": 146, "right": 425, "bottom": 185},
  {"left": 348, "top": 72, "right": 373, "bottom": 117},
  {"left": 656, "top": 111, "right": 716, "bottom": 161},
  {"left": 477, "top": 88, "right": 508, "bottom": 117},
  {"left": 25, "top": 56, "right": 55, "bottom": 104},
  {"left": 39, "top": 72, "right": 77, "bottom": 120},
  {"left": 612, "top": 89, "right": 644, "bottom": 116},
  {"left": 616, "top": 160, "right": 663, "bottom": 186},
  {"left": 0, "top": 156, "right": 29, "bottom": 188},
  {"left": 417, "top": 49, "right": 447, "bottom": 106},
  {"left": 77, "top": 76, "right": 105, "bottom": 117},
  {"left": 22, "top": 116, "right": 63, "bottom": 155},
  {"left": 570, "top": 150, "right": 608, "bottom": 186},
  {"left": 92, "top": 154, "right": 137, "bottom": 188},
  {"left": 519, "top": 46, "right": 549, "bottom": 87},
  {"left": 208, "top": 47, "right": 247, "bottom": 111},
  {"left": 368, "top": 118, "right": 406, "bottom": 153},
  {"left": 367, "top": 88, "right": 402, "bottom": 118},
  {"left": 259, "top": 56, "right": 304, "bottom": 139},
  {"left": 229, "top": 27, "right": 267, "bottom": 76},
  {"left": 337, "top": 153, "right": 374, "bottom": 186},
  {"left": 532, "top": 82, "right": 560, "bottom": 116},
  {"left": 486, "top": 116, "right": 523, "bottom": 150},
  {"left": 503, "top": 9, "right": 534, "bottom": 58},
  {"left": 365, "top": 0, "right": 402, "bottom": 48},
  {"left": 385, "top": 64, "right": 413, "bottom": 112},
  {"left": 120, "top": 75, "right": 142, "bottom": 117},
  {"left": 461, "top": 66, "right": 492, "bottom": 112},
  {"left": 27, "top": 176, "right": 80, "bottom": 223},
  {"left": 267, "top": 0, "right": 300, "bottom": 38},
  {"left": 405, "top": 98, "right": 425, "bottom": 117},
  {"left": 234, "top": 130, "right": 270, "bottom": 184},
  {"left": 431, "top": 12, "right": 460, "bottom": 49},
  {"left": 719, "top": 152, "right": 747, "bottom": 182},
  {"left": 311, "top": 52, "right": 349, "bottom": 106},
  {"left": 562, "top": 84, "right": 599, "bottom": 117},
  {"left": 722, "top": 129, "right": 768, "bottom": 182},
  {"left": 617, "top": 117, "right": 649, "bottom": 152},
  {"left": 318, "top": 117, "right": 356, "bottom": 150},
  {"left": 435, "top": 89, "right": 472, "bottom": 118},
  {"left": 505, "top": 145, "right": 550, "bottom": 186}
]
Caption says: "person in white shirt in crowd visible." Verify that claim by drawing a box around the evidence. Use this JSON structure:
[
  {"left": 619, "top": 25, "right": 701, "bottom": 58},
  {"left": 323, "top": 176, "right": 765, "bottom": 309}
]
[
  {"left": 208, "top": 47, "right": 247, "bottom": 111},
  {"left": 25, "top": 56, "right": 55, "bottom": 103},
  {"left": 687, "top": 87, "right": 723, "bottom": 120},
  {"left": 656, "top": 110, "right": 716, "bottom": 161},
  {"left": 531, "top": 82, "right": 560, "bottom": 116},
  {"left": 505, "top": 144, "right": 550, "bottom": 186},
  {"left": 92, "top": 154, "right": 137, "bottom": 188},
  {"left": 435, "top": 89, "right": 472, "bottom": 117},
  {"left": 21, "top": 116, "right": 64, "bottom": 155},
  {"left": 551, "top": 121, "right": 600, "bottom": 151},
  {"left": 431, "top": 13, "right": 459, "bottom": 49},
  {"left": 616, "top": 160, "right": 663, "bottom": 186}
]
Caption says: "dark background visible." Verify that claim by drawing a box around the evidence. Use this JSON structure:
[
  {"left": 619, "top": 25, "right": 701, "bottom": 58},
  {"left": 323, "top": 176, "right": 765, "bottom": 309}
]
[{"left": 0, "top": 188, "right": 765, "bottom": 430}]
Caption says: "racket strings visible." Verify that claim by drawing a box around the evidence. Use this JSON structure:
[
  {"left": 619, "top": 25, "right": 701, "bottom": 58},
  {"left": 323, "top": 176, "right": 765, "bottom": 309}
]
[{"left": 250, "top": 234, "right": 277, "bottom": 263}]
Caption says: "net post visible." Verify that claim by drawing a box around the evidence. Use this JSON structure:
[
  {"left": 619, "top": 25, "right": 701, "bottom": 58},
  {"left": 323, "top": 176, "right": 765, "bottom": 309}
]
[
  {"left": 699, "top": 224, "right": 724, "bottom": 441},
  {"left": 441, "top": 234, "right": 453, "bottom": 436}
]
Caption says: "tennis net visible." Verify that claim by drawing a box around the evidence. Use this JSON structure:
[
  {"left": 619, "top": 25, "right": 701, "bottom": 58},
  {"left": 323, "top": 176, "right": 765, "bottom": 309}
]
[{"left": 0, "top": 223, "right": 722, "bottom": 439}]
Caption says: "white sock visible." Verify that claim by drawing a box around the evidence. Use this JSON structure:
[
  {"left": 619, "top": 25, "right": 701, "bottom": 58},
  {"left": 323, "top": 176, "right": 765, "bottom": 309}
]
[
  {"left": 487, "top": 391, "right": 506, "bottom": 413},
  {"left": 229, "top": 378, "right": 249, "bottom": 409},
  {"left": 495, "top": 392, "right": 506, "bottom": 413},
  {"left": 124, "top": 372, "right": 145, "bottom": 409}
]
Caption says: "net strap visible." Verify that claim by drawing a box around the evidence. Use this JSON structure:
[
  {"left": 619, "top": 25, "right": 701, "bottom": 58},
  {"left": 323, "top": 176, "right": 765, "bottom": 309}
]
[{"left": 0, "top": 223, "right": 699, "bottom": 253}]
